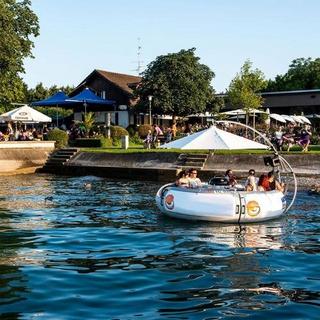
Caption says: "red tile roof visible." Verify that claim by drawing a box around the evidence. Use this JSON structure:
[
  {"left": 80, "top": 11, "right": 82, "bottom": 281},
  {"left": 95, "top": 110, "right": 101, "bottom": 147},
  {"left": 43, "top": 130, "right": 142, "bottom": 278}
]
[{"left": 96, "top": 69, "right": 141, "bottom": 94}]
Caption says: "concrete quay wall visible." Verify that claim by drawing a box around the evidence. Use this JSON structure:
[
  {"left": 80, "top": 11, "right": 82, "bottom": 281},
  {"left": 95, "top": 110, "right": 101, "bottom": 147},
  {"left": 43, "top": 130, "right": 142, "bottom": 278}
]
[
  {"left": 0, "top": 141, "right": 55, "bottom": 174},
  {"left": 50, "top": 152, "right": 320, "bottom": 185}
]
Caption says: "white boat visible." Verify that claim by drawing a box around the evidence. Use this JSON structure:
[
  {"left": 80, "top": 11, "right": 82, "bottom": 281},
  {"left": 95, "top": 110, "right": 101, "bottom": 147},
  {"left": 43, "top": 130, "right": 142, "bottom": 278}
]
[
  {"left": 155, "top": 121, "right": 297, "bottom": 223},
  {"left": 156, "top": 184, "right": 286, "bottom": 223}
]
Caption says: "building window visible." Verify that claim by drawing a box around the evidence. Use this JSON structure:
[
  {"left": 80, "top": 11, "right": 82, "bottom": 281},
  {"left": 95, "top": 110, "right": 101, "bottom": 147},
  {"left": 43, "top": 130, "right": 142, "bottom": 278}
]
[{"left": 101, "top": 91, "right": 106, "bottom": 99}]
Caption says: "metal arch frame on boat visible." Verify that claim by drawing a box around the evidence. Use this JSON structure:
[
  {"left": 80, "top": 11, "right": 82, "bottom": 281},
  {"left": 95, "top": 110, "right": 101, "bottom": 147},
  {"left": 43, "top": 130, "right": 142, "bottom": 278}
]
[{"left": 215, "top": 120, "right": 297, "bottom": 213}]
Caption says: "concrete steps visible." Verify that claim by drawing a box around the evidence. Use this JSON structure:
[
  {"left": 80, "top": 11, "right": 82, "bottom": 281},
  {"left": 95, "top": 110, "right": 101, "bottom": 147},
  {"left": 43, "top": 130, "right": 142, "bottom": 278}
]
[
  {"left": 39, "top": 148, "right": 79, "bottom": 172},
  {"left": 176, "top": 153, "right": 208, "bottom": 170}
]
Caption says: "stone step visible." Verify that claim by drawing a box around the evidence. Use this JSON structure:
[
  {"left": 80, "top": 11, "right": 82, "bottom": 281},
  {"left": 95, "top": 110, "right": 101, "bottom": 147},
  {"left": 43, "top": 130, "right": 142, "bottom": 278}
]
[
  {"left": 59, "top": 148, "right": 79, "bottom": 152},
  {"left": 55, "top": 151, "right": 77, "bottom": 156},
  {"left": 43, "top": 162, "right": 64, "bottom": 167},
  {"left": 183, "top": 157, "right": 206, "bottom": 162},
  {"left": 178, "top": 165, "right": 203, "bottom": 170},
  {"left": 185, "top": 154, "right": 208, "bottom": 158},
  {"left": 46, "top": 158, "right": 68, "bottom": 164},
  {"left": 51, "top": 154, "right": 73, "bottom": 159},
  {"left": 184, "top": 161, "right": 205, "bottom": 167}
]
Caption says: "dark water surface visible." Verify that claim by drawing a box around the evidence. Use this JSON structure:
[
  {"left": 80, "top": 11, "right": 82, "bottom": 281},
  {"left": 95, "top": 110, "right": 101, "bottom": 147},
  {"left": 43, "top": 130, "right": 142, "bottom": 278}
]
[{"left": 0, "top": 174, "right": 319, "bottom": 319}]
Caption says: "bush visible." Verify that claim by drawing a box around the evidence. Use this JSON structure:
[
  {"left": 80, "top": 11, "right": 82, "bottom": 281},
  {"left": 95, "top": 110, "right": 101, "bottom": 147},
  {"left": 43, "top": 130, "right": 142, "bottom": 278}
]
[
  {"left": 74, "top": 138, "right": 102, "bottom": 147},
  {"left": 138, "top": 124, "right": 152, "bottom": 138},
  {"left": 73, "top": 136, "right": 115, "bottom": 148},
  {"left": 130, "top": 133, "right": 143, "bottom": 145},
  {"left": 100, "top": 136, "right": 113, "bottom": 147},
  {"left": 311, "top": 135, "right": 319, "bottom": 145},
  {"left": 47, "top": 128, "right": 68, "bottom": 149},
  {"left": 110, "top": 126, "right": 129, "bottom": 139},
  {"left": 126, "top": 124, "right": 137, "bottom": 137}
]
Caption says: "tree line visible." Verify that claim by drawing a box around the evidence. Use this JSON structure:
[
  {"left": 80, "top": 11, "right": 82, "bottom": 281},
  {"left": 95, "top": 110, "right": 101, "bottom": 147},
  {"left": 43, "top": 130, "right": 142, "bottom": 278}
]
[{"left": 1, "top": 0, "right": 320, "bottom": 118}]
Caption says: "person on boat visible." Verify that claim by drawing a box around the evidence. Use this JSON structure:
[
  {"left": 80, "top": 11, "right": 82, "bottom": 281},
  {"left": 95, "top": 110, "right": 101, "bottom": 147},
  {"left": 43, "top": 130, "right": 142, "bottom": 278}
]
[
  {"left": 267, "top": 171, "right": 285, "bottom": 192},
  {"left": 225, "top": 169, "right": 237, "bottom": 187},
  {"left": 257, "top": 174, "right": 270, "bottom": 191},
  {"left": 258, "top": 172, "right": 284, "bottom": 192},
  {"left": 175, "top": 169, "right": 190, "bottom": 187},
  {"left": 188, "top": 168, "right": 202, "bottom": 188},
  {"left": 245, "top": 169, "right": 258, "bottom": 191}
]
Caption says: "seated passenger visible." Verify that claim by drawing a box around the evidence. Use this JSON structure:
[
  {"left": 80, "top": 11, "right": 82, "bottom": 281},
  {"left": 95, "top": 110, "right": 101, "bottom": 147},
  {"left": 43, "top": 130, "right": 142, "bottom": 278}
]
[
  {"left": 175, "top": 169, "right": 189, "bottom": 187},
  {"left": 188, "top": 168, "right": 202, "bottom": 188},
  {"left": 257, "top": 174, "right": 270, "bottom": 191},
  {"left": 245, "top": 169, "right": 258, "bottom": 191},
  {"left": 267, "top": 172, "right": 285, "bottom": 192},
  {"left": 225, "top": 169, "right": 237, "bottom": 187}
]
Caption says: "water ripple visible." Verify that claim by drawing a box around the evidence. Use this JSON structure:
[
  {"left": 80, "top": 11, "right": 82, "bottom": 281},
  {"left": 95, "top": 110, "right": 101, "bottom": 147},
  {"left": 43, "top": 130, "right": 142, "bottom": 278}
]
[{"left": 0, "top": 174, "right": 319, "bottom": 319}]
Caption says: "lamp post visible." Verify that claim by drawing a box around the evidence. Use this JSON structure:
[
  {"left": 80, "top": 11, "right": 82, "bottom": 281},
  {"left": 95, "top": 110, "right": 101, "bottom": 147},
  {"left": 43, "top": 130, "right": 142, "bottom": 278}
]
[{"left": 148, "top": 95, "right": 153, "bottom": 125}]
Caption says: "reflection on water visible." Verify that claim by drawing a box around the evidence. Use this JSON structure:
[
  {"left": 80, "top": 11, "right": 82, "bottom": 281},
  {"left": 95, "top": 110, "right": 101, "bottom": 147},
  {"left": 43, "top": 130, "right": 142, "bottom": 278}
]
[{"left": 0, "top": 174, "right": 319, "bottom": 319}]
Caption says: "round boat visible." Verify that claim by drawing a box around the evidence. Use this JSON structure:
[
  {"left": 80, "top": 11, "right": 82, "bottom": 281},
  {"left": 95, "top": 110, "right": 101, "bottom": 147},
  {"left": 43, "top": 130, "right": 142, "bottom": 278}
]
[
  {"left": 156, "top": 184, "right": 286, "bottom": 223},
  {"left": 155, "top": 121, "right": 297, "bottom": 223}
]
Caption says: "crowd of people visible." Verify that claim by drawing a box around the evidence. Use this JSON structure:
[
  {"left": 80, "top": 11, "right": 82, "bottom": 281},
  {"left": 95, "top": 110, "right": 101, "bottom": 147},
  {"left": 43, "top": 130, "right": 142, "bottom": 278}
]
[
  {"left": 0, "top": 123, "right": 49, "bottom": 141},
  {"left": 271, "top": 124, "right": 313, "bottom": 152},
  {"left": 143, "top": 120, "right": 318, "bottom": 152},
  {"left": 175, "top": 167, "right": 285, "bottom": 193}
]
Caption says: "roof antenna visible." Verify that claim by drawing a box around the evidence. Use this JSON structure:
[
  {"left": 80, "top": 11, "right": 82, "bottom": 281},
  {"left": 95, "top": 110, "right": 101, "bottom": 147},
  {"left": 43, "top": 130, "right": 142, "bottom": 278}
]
[{"left": 132, "top": 37, "right": 144, "bottom": 75}]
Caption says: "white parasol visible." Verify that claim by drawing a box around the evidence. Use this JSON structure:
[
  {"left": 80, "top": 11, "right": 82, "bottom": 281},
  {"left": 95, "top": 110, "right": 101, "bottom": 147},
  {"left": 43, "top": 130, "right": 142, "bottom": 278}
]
[
  {"left": 0, "top": 105, "right": 52, "bottom": 123},
  {"left": 159, "top": 125, "right": 268, "bottom": 150},
  {"left": 269, "top": 113, "right": 287, "bottom": 123}
]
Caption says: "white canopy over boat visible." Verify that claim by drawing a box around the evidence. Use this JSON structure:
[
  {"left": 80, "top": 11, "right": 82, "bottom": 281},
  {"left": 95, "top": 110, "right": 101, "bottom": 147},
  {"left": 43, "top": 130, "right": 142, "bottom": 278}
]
[
  {"left": 159, "top": 125, "right": 268, "bottom": 150},
  {"left": 0, "top": 105, "right": 52, "bottom": 123}
]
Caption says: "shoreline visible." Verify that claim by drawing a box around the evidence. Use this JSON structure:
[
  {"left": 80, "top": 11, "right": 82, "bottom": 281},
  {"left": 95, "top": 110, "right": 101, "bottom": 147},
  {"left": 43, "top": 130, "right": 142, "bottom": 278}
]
[{"left": 0, "top": 150, "right": 318, "bottom": 190}]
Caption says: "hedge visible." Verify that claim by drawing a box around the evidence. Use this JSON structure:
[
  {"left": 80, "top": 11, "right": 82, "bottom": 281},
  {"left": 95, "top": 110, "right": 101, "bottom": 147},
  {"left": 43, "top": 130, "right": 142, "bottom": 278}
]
[{"left": 47, "top": 129, "right": 68, "bottom": 149}]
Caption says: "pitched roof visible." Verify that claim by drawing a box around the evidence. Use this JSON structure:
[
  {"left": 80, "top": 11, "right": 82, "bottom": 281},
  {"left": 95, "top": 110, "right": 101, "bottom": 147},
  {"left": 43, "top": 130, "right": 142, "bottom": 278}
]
[{"left": 95, "top": 69, "right": 141, "bottom": 94}]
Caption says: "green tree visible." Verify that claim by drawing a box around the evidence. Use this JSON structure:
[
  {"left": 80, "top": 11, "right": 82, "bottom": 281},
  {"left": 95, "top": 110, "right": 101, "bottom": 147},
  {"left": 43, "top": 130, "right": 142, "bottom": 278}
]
[
  {"left": 228, "top": 60, "right": 267, "bottom": 111},
  {"left": 0, "top": 0, "right": 39, "bottom": 107},
  {"left": 83, "top": 112, "right": 95, "bottom": 137},
  {"left": 35, "top": 106, "right": 73, "bottom": 122},
  {"left": 25, "top": 83, "right": 75, "bottom": 103},
  {"left": 135, "top": 48, "right": 215, "bottom": 120},
  {"left": 266, "top": 57, "right": 320, "bottom": 91}
]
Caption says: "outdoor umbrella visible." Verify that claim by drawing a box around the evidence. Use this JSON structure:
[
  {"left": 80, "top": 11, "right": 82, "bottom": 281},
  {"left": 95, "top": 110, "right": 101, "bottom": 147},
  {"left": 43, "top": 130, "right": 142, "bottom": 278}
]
[
  {"left": 67, "top": 88, "right": 116, "bottom": 114},
  {"left": 159, "top": 125, "right": 268, "bottom": 150},
  {"left": 269, "top": 113, "right": 286, "bottom": 123},
  {"left": 281, "top": 115, "right": 296, "bottom": 123},
  {"left": 31, "top": 91, "right": 73, "bottom": 126},
  {"left": 0, "top": 105, "right": 52, "bottom": 123},
  {"left": 296, "top": 115, "right": 311, "bottom": 125},
  {"left": 31, "top": 91, "right": 70, "bottom": 106},
  {"left": 291, "top": 115, "right": 304, "bottom": 124}
]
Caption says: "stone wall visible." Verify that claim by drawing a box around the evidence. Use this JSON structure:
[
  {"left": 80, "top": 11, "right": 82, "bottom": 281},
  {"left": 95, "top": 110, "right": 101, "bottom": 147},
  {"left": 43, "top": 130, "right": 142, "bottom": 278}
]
[{"left": 0, "top": 141, "right": 55, "bottom": 174}]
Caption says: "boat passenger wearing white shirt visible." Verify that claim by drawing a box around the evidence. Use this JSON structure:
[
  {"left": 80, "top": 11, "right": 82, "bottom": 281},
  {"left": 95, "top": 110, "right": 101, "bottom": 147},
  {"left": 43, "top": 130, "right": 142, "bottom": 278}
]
[
  {"left": 188, "top": 169, "right": 202, "bottom": 188},
  {"left": 245, "top": 169, "right": 258, "bottom": 191}
]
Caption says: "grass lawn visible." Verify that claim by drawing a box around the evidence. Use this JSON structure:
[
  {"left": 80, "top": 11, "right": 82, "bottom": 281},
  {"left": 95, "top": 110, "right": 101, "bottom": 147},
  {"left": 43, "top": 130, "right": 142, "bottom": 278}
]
[{"left": 80, "top": 145, "right": 320, "bottom": 154}]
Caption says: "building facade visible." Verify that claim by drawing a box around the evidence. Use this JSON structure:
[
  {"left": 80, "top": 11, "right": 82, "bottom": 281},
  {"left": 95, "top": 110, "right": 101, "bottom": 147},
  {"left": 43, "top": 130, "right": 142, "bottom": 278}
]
[{"left": 70, "top": 69, "right": 141, "bottom": 128}]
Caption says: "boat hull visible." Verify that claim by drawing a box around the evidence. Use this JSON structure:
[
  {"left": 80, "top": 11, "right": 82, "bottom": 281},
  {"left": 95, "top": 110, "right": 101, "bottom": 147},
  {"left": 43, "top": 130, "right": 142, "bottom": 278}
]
[{"left": 156, "top": 185, "right": 286, "bottom": 223}]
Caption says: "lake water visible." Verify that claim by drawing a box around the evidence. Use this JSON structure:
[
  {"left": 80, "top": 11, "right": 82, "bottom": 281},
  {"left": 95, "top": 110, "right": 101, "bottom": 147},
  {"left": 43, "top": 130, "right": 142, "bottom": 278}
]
[{"left": 0, "top": 174, "right": 319, "bottom": 319}]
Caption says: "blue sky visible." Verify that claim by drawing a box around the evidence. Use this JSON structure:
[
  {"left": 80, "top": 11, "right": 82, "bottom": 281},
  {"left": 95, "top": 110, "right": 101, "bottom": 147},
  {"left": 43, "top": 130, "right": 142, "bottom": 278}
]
[{"left": 23, "top": 0, "right": 320, "bottom": 92}]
